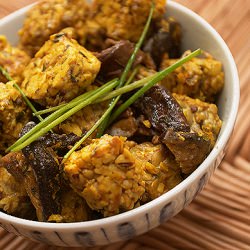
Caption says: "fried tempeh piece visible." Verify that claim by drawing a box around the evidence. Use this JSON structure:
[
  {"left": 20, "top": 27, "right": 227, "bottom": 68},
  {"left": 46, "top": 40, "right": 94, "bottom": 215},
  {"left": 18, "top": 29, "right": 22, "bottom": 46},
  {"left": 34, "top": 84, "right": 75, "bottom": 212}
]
[
  {"left": 0, "top": 164, "right": 34, "bottom": 219},
  {"left": 173, "top": 93, "right": 222, "bottom": 147},
  {"left": 82, "top": 0, "right": 166, "bottom": 50},
  {"left": 19, "top": 0, "right": 89, "bottom": 56},
  {"left": 0, "top": 82, "right": 31, "bottom": 153},
  {"left": 21, "top": 33, "right": 101, "bottom": 107},
  {"left": 0, "top": 36, "right": 30, "bottom": 84},
  {"left": 57, "top": 102, "right": 108, "bottom": 137},
  {"left": 48, "top": 188, "right": 90, "bottom": 223},
  {"left": 160, "top": 53, "right": 224, "bottom": 102},
  {"left": 64, "top": 135, "right": 182, "bottom": 217}
]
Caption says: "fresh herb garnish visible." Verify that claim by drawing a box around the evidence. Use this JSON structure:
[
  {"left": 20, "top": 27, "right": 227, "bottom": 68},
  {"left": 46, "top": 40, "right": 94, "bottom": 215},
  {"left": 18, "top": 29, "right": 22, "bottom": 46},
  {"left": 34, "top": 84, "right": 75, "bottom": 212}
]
[
  {"left": 7, "top": 49, "right": 200, "bottom": 154},
  {"left": 6, "top": 78, "right": 119, "bottom": 152},
  {"left": 96, "top": 4, "right": 155, "bottom": 137},
  {"left": 65, "top": 66, "right": 140, "bottom": 159}
]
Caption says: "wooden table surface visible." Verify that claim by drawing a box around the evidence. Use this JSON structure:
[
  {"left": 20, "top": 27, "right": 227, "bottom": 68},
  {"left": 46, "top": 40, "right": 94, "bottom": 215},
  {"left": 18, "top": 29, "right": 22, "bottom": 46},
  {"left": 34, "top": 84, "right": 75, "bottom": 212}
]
[{"left": 0, "top": 1, "right": 249, "bottom": 249}]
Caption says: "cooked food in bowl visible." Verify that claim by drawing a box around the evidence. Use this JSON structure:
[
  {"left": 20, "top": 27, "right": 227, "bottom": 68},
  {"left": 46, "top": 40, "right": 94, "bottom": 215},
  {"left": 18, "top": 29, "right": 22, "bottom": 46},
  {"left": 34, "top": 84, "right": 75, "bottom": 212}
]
[{"left": 0, "top": 0, "right": 224, "bottom": 223}]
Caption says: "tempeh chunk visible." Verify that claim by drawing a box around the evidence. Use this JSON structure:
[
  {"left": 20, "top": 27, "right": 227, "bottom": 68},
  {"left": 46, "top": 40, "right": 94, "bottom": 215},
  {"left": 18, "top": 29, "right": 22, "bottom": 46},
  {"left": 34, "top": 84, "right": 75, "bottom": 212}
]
[
  {"left": 19, "top": 0, "right": 89, "bottom": 56},
  {"left": 0, "top": 82, "right": 31, "bottom": 153},
  {"left": 64, "top": 135, "right": 182, "bottom": 216},
  {"left": 160, "top": 54, "right": 224, "bottom": 102},
  {"left": 21, "top": 33, "right": 101, "bottom": 107},
  {"left": 0, "top": 36, "right": 30, "bottom": 84}
]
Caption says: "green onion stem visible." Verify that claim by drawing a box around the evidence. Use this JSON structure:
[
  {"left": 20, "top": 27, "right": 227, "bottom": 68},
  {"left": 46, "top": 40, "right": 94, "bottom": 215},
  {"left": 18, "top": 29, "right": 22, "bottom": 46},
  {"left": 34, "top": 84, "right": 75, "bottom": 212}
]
[
  {"left": 33, "top": 104, "right": 65, "bottom": 116},
  {"left": 34, "top": 73, "right": 149, "bottom": 116},
  {"left": 126, "top": 66, "right": 140, "bottom": 85},
  {"left": 95, "top": 74, "right": 155, "bottom": 103},
  {"left": 0, "top": 66, "right": 44, "bottom": 122},
  {"left": 118, "top": 4, "right": 154, "bottom": 89},
  {"left": 109, "top": 49, "right": 201, "bottom": 124},
  {"left": 7, "top": 78, "right": 118, "bottom": 152},
  {"left": 96, "top": 4, "right": 154, "bottom": 136},
  {"left": 33, "top": 79, "right": 118, "bottom": 116},
  {"left": 63, "top": 48, "right": 200, "bottom": 157},
  {"left": 96, "top": 66, "right": 140, "bottom": 137}
]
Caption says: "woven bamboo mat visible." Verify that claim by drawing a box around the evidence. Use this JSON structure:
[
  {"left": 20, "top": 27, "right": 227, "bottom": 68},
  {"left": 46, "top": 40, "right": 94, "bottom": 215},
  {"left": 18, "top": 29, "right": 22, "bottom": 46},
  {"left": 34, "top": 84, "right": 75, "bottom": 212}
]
[{"left": 0, "top": 0, "right": 249, "bottom": 249}]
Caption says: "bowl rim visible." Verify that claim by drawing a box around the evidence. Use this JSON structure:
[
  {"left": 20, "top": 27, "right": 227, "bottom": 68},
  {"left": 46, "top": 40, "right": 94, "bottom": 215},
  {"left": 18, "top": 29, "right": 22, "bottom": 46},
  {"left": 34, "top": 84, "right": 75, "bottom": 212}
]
[{"left": 0, "top": 0, "right": 240, "bottom": 230}]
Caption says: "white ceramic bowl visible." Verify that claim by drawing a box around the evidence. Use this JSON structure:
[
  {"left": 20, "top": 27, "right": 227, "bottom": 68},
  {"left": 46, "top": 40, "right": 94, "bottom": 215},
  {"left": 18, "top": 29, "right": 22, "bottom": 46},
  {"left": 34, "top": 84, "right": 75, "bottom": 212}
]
[{"left": 0, "top": 1, "right": 239, "bottom": 247}]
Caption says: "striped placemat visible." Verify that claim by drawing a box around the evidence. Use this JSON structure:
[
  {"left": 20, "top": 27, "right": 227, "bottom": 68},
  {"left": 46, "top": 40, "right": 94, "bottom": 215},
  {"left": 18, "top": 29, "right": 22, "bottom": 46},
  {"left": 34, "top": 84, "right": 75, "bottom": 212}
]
[{"left": 0, "top": 0, "right": 249, "bottom": 249}]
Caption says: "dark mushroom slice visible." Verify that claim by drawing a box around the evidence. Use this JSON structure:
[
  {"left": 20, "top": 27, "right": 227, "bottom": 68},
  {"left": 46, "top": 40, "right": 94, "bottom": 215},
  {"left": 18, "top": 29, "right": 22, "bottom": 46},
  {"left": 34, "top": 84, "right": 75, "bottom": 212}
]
[
  {"left": 143, "top": 17, "right": 182, "bottom": 68},
  {"left": 96, "top": 40, "right": 155, "bottom": 81},
  {"left": 19, "top": 122, "right": 61, "bottom": 221},
  {"left": 17, "top": 122, "right": 81, "bottom": 221},
  {"left": 162, "top": 129, "right": 211, "bottom": 174},
  {"left": 40, "top": 132, "right": 81, "bottom": 155},
  {"left": 134, "top": 85, "right": 211, "bottom": 174},
  {"left": 0, "top": 153, "right": 35, "bottom": 220},
  {"left": 134, "top": 85, "right": 190, "bottom": 133}
]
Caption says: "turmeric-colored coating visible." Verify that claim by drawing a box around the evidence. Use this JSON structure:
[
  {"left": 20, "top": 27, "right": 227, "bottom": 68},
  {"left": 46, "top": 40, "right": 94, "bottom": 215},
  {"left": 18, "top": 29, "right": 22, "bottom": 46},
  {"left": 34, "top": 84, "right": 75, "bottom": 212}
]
[
  {"left": 82, "top": 0, "right": 166, "bottom": 50},
  {"left": 57, "top": 102, "right": 108, "bottom": 136},
  {"left": 0, "top": 81, "right": 31, "bottom": 152},
  {"left": 64, "top": 135, "right": 182, "bottom": 216},
  {"left": 160, "top": 54, "right": 224, "bottom": 102},
  {"left": 19, "top": 0, "right": 89, "bottom": 56},
  {"left": 48, "top": 188, "right": 89, "bottom": 223},
  {"left": 174, "top": 93, "right": 222, "bottom": 147},
  {"left": 0, "top": 36, "right": 30, "bottom": 84},
  {"left": 21, "top": 33, "right": 101, "bottom": 107},
  {"left": 0, "top": 166, "right": 31, "bottom": 218}
]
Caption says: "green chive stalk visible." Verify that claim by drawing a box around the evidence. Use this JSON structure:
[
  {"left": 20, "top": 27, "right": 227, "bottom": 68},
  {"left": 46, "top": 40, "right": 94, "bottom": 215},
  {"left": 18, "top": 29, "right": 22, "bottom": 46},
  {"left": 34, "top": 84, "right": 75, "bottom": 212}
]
[
  {"left": 64, "top": 49, "right": 201, "bottom": 158},
  {"left": 7, "top": 79, "right": 118, "bottom": 152},
  {"left": 96, "top": 66, "right": 140, "bottom": 137},
  {"left": 8, "top": 49, "right": 200, "bottom": 153},
  {"left": 96, "top": 4, "right": 155, "bottom": 136}
]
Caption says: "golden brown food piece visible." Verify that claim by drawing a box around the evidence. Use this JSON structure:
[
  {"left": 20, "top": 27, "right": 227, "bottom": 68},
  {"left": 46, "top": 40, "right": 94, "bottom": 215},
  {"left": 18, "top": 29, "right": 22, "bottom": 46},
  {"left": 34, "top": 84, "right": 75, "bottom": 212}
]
[
  {"left": 21, "top": 33, "right": 101, "bottom": 107},
  {"left": 0, "top": 81, "right": 31, "bottom": 153},
  {"left": 130, "top": 143, "right": 182, "bottom": 201},
  {"left": 19, "top": 0, "right": 89, "bottom": 56},
  {"left": 160, "top": 53, "right": 224, "bottom": 102},
  {"left": 83, "top": 0, "right": 166, "bottom": 50},
  {"left": 0, "top": 36, "right": 30, "bottom": 84},
  {"left": 64, "top": 135, "right": 145, "bottom": 216},
  {"left": 173, "top": 93, "right": 222, "bottom": 147},
  {"left": 0, "top": 166, "right": 32, "bottom": 218},
  {"left": 48, "top": 188, "right": 89, "bottom": 223},
  {"left": 64, "top": 135, "right": 182, "bottom": 216}
]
